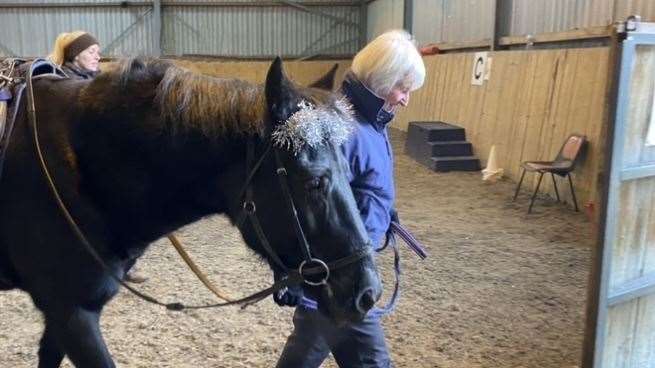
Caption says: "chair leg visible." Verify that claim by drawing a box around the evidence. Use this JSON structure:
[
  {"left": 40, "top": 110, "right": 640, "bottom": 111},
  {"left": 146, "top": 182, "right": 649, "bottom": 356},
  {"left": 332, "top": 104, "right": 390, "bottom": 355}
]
[
  {"left": 513, "top": 169, "right": 526, "bottom": 201},
  {"left": 551, "top": 173, "right": 560, "bottom": 202},
  {"left": 528, "top": 172, "right": 544, "bottom": 214},
  {"left": 567, "top": 173, "right": 579, "bottom": 212}
]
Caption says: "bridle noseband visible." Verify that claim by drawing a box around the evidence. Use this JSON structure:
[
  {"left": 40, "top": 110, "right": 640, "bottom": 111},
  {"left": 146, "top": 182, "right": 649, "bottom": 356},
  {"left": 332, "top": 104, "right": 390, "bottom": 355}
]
[{"left": 236, "top": 138, "right": 371, "bottom": 287}]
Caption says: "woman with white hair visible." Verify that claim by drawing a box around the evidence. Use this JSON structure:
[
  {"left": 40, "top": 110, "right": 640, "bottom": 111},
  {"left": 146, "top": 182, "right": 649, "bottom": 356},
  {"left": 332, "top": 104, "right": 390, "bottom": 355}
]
[
  {"left": 49, "top": 31, "right": 101, "bottom": 80},
  {"left": 275, "top": 29, "right": 426, "bottom": 368}
]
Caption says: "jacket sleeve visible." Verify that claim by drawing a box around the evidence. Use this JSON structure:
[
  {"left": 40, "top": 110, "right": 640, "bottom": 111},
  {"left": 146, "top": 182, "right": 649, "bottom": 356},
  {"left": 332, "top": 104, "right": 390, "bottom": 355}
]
[{"left": 340, "top": 132, "right": 390, "bottom": 247}]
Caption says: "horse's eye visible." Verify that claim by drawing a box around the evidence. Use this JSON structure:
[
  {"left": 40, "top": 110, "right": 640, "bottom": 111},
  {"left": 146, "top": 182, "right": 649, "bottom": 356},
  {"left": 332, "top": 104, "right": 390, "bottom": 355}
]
[{"left": 305, "top": 177, "right": 323, "bottom": 191}]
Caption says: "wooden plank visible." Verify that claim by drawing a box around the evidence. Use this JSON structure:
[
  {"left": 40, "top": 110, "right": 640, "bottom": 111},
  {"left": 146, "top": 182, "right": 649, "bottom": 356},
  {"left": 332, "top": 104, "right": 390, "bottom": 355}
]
[
  {"left": 452, "top": 53, "right": 486, "bottom": 151},
  {"left": 497, "top": 51, "right": 529, "bottom": 173},
  {"left": 435, "top": 39, "right": 491, "bottom": 51},
  {"left": 552, "top": 49, "right": 593, "bottom": 205},
  {"left": 623, "top": 46, "right": 655, "bottom": 166},
  {"left": 506, "top": 51, "right": 539, "bottom": 180},
  {"left": 611, "top": 177, "right": 655, "bottom": 290},
  {"left": 467, "top": 53, "right": 490, "bottom": 151},
  {"left": 630, "top": 294, "right": 655, "bottom": 366},
  {"left": 499, "top": 25, "right": 612, "bottom": 46},
  {"left": 604, "top": 293, "right": 655, "bottom": 367},
  {"left": 603, "top": 297, "right": 639, "bottom": 367},
  {"left": 639, "top": 178, "right": 655, "bottom": 279},
  {"left": 475, "top": 51, "right": 509, "bottom": 164},
  {"left": 609, "top": 271, "right": 655, "bottom": 307},
  {"left": 441, "top": 54, "right": 466, "bottom": 124},
  {"left": 521, "top": 50, "right": 562, "bottom": 192},
  {"left": 581, "top": 48, "right": 611, "bottom": 209},
  {"left": 559, "top": 49, "right": 593, "bottom": 204},
  {"left": 539, "top": 49, "right": 578, "bottom": 199}
]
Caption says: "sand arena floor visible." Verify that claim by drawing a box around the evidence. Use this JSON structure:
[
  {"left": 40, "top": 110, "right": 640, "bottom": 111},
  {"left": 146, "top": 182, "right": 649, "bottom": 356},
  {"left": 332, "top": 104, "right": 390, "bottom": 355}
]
[{"left": 0, "top": 130, "right": 592, "bottom": 367}]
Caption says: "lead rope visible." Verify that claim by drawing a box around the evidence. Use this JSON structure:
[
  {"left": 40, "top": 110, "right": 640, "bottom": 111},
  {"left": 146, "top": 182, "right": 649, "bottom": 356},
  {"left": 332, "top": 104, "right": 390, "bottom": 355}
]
[{"left": 167, "top": 234, "right": 233, "bottom": 302}]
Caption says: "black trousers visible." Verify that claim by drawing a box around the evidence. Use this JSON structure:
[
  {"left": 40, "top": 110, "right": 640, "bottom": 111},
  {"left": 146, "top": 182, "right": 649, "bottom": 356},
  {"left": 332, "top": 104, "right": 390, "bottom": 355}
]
[{"left": 276, "top": 306, "right": 392, "bottom": 368}]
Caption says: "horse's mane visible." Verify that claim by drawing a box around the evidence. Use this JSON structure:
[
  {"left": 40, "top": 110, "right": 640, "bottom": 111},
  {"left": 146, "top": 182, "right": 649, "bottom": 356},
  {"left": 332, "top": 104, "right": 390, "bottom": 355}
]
[
  {"left": 154, "top": 63, "right": 267, "bottom": 137},
  {"left": 80, "top": 58, "right": 266, "bottom": 137},
  {"left": 81, "top": 58, "right": 351, "bottom": 143}
]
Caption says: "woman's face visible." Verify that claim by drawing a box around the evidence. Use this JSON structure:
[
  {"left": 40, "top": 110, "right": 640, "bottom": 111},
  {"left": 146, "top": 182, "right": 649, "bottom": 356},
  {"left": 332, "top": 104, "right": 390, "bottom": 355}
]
[
  {"left": 384, "top": 84, "right": 411, "bottom": 112},
  {"left": 75, "top": 44, "right": 100, "bottom": 72}
]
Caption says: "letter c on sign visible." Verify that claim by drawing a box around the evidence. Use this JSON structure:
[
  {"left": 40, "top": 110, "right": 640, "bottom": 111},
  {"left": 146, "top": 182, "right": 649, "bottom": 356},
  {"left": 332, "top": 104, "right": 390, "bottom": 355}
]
[{"left": 474, "top": 56, "right": 484, "bottom": 80}]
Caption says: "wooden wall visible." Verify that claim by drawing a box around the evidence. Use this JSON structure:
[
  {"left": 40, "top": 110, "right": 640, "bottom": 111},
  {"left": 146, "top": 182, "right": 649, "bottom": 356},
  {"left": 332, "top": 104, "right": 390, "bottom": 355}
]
[
  {"left": 102, "top": 52, "right": 610, "bottom": 206},
  {"left": 393, "top": 48, "right": 611, "bottom": 206}
]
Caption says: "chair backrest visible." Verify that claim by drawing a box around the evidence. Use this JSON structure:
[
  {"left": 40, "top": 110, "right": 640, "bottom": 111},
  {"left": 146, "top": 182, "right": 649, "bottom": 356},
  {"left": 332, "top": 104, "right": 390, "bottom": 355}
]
[{"left": 555, "top": 134, "right": 587, "bottom": 167}]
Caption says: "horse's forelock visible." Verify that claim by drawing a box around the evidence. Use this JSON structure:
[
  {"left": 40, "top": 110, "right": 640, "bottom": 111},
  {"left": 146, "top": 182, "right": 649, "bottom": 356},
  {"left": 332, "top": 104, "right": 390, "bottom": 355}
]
[{"left": 271, "top": 94, "right": 356, "bottom": 155}]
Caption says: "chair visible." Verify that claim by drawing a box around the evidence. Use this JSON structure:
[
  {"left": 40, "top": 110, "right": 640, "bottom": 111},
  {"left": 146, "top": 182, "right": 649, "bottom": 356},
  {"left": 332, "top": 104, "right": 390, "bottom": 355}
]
[{"left": 513, "top": 134, "right": 587, "bottom": 213}]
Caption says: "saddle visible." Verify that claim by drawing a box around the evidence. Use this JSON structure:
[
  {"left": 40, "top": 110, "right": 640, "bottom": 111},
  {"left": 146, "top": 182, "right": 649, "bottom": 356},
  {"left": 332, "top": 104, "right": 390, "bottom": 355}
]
[
  {"left": 0, "top": 59, "right": 67, "bottom": 290},
  {"left": 0, "top": 58, "right": 67, "bottom": 179}
]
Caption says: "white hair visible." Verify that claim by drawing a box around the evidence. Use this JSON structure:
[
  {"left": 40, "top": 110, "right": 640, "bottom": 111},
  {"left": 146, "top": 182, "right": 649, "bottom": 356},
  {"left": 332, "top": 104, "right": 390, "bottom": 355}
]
[{"left": 351, "top": 29, "right": 426, "bottom": 98}]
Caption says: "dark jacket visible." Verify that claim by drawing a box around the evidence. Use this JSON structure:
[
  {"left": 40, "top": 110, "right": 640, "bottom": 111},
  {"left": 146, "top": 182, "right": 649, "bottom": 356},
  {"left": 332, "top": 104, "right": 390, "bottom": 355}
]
[
  {"left": 340, "top": 72, "right": 395, "bottom": 248},
  {"left": 60, "top": 61, "right": 99, "bottom": 80}
]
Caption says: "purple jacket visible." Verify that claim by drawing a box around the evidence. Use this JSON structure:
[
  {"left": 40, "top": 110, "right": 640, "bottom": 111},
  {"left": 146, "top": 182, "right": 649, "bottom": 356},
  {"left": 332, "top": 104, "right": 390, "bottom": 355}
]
[{"left": 340, "top": 73, "right": 395, "bottom": 248}]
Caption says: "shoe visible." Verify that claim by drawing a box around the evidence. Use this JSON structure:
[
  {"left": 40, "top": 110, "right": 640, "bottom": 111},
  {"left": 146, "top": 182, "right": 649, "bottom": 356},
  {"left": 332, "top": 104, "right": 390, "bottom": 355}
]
[{"left": 124, "top": 270, "right": 147, "bottom": 284}]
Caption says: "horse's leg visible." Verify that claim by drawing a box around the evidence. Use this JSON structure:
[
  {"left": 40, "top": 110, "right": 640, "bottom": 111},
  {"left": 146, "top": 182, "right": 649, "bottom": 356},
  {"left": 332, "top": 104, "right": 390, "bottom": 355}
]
[
  {"left": 38, "top": 324, "right": 65, "bottom": 368},
  {"left": 45, "top": 307, "right": 115, "bottom": 368}
]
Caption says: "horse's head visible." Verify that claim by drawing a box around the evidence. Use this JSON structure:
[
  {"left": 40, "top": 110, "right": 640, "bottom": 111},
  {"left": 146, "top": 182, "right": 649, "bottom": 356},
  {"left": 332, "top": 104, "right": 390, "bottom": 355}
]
[{"left": 242, "top": 58, "right": 382, "bottom": 324}]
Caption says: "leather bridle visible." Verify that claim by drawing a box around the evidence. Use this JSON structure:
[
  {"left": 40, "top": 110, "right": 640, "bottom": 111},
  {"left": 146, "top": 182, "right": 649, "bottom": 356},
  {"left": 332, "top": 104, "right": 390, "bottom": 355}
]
[{"left": 236, "top": 138, "right": 372, "bottom": 287}]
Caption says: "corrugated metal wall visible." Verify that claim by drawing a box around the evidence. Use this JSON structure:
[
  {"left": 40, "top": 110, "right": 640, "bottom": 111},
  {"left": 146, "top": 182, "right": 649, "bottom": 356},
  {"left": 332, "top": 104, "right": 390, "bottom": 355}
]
[
  {"left": 1, "top": 3, "right": 154, "bottom": 57},
  {"left": 163, "top": 5, "right": 360, "bottom": 57},
  {"left": 0, "top": 1, "right": 361, "bottom": 58},
  {"left": 366, "top": 0, "right": 404, "bottom": 40},
  {"left": 411, "top": 0, "right": 655, "bottom": 45},
  {"left": 4, "top": 0, "right": 655, "bottom": 57},
  {"left": 412, "top": 0, "right": 493, "bottom": 45},
  {"left": 505, "top": 0, "right": 655, "bottom": 37}
]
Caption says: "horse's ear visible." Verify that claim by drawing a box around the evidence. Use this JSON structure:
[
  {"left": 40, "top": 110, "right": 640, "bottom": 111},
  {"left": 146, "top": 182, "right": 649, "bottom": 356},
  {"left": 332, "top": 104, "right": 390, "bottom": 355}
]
[
  {"left": 308, "top": 64, "right": 339, "bottom": 91},
  {"left": 265, "top": 57, "right": 301, "bottom": 126}
]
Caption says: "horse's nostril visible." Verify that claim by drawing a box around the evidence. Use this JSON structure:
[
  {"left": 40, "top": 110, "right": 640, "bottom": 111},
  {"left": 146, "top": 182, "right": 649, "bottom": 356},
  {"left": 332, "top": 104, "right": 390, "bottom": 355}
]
[{"left": 355, "top": 288, "right": 377, "bottom": 314}]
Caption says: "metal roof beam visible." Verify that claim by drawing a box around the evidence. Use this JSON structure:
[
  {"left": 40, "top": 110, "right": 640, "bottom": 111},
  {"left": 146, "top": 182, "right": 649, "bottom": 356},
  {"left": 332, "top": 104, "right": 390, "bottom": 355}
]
[
  {"left": 0, "top": 1, "right": 362, "bottom": 8},
  {"left": 277, "top": 0, "right": 359, "bottom": 28}
]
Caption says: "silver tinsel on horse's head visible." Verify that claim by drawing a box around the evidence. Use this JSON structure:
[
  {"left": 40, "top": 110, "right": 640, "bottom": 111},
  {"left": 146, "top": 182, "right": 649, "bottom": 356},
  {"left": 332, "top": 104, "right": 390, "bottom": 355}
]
[{"left": 272, "top": 98, "right": 356, "bottom": 154}]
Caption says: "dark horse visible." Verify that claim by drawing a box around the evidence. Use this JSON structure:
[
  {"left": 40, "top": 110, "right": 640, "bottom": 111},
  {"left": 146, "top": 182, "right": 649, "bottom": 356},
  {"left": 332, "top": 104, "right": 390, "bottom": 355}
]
[{"left": 0, "top": 58, "right": 382, "bottom": 367}]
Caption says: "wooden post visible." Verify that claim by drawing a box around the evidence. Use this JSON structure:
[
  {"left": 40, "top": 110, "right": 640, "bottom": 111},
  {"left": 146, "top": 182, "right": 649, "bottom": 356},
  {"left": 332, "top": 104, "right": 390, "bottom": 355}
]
[{"left": 581, "top": 24, "right": 622, "bottom": 368}]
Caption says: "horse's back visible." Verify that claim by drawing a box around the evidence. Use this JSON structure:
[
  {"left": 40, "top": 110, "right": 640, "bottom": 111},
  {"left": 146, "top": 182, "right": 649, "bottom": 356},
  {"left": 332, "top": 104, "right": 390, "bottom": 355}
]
[{"left": 0, "top": 77, "right": 105, "bottom": 295}]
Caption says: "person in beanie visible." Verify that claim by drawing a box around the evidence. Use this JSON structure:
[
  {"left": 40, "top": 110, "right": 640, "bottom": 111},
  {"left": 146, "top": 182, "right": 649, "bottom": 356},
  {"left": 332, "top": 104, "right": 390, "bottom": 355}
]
[
  {"left": 48, "top": 31, "right": 101, "bottom": 80},
  {"left": 275, "top": 29, "right": 426, "bottom": 368},
  {"left": 48, "top": 31, "right": 147, "bottom": 284}
]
